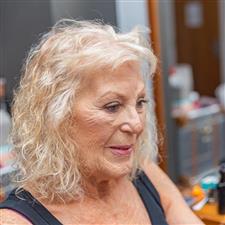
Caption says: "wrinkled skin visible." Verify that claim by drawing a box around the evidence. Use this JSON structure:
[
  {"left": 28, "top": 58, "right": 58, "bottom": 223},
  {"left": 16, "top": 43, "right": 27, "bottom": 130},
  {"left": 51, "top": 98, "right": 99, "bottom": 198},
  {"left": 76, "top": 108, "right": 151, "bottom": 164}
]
[{"left": 72, "top": 62, "right": 147, "bottom": 184}]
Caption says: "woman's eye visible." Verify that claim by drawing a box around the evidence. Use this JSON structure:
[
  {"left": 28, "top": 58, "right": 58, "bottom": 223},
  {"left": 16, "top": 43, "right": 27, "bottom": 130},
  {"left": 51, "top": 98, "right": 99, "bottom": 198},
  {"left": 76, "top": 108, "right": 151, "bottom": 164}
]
[
  {"left": 136, "top": 99, "right": 148, "bottom": 109},
  {"left": 104, "top": 102, "right": 121, "bottom": 113}
]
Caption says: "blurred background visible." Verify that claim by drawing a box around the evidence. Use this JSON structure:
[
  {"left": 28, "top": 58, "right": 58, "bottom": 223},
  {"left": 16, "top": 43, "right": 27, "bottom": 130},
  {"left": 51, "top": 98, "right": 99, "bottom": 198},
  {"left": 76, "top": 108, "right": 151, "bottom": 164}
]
[{"left": 0, "top": 0, "right": 225, "bottom": 221}]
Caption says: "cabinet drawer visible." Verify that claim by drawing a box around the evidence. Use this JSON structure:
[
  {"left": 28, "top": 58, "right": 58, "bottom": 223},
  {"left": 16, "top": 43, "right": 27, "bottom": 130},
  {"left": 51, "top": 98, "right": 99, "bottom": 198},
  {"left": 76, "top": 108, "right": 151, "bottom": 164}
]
[{"left": 177, "top": 113, "right": 225, "bottom": 177}]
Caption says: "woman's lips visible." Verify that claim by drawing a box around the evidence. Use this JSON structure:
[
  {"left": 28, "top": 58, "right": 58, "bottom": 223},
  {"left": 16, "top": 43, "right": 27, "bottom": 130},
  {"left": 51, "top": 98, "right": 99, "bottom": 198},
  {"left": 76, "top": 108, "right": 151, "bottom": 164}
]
[{"left": 108, "top": 145, "right": 133, "bottom": 156}]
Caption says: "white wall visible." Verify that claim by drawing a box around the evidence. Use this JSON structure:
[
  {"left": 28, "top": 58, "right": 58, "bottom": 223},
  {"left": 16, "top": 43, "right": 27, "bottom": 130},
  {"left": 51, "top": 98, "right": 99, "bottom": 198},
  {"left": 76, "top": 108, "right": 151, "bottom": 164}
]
[
  {"left": 115, "top": 0, "right": 149, "bottom": 32},
  {"left": 158, "top": 0, "right": 178, "bottom": 180},
  {"left": 158, "top": 0, "right": 177, "bottom": 72},
  {"left": 115, "top": 0, "right": 152, "bottom": 87}
]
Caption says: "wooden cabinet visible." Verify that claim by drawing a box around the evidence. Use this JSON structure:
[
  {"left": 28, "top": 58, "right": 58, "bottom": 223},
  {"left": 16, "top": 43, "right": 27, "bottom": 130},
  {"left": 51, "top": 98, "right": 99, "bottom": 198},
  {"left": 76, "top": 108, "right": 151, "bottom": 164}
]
[{"left": 195, "top": 203, "right": 225, "bottom": 225}]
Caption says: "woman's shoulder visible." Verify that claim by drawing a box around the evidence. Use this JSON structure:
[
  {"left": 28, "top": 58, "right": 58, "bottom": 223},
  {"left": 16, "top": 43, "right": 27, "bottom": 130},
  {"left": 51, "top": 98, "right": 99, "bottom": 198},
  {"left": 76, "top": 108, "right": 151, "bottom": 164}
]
[
  {"left": 141, "top": 161, "right": 188, "bottom": 208},
  {"left": 141, "top": 162, "right": 172, "bottom": 209},
  {"left": 0, "top": 209, "right": 32, "bottom": 225},
  {"left": 0, "top": 188, "right": 33, "bottom": 225},
  {"left": 141, "top": 161, "right": 204, "bottom": 224}
]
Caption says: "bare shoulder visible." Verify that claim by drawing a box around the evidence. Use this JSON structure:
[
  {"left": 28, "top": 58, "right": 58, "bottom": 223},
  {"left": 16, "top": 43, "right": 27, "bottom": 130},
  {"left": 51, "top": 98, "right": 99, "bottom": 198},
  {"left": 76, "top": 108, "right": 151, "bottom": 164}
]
[
  {"left": 0, "top": 209, "right": 32, "bottom": 225},
  {"left": 142, "top": 161, "right": 205, "bottom": 224},
  {"left": 142, "top": 161, "right": 178, "bottom": 209}
]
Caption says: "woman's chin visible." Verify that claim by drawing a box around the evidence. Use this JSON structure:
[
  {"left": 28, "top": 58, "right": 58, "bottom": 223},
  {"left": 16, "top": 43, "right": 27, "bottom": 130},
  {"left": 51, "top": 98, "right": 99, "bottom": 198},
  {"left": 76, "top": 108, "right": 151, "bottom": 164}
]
[{"left": 100, "top": 157, "right": 134, "bottom": 179}]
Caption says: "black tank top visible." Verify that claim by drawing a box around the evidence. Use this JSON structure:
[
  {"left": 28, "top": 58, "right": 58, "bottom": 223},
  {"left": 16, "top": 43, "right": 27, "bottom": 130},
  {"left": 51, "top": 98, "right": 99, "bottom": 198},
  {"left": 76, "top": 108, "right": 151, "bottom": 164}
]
[{"left": 0, "top": 171, "right": 169, "bottom": 225}]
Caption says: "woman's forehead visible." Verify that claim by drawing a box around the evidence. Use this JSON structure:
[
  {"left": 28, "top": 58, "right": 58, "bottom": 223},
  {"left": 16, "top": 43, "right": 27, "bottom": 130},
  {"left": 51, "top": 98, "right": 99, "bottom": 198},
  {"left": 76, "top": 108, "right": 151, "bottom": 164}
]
[
  {"left": 83, "top": 64, "right": 144, "bottom": 85},
  {"left": 78, "top": 62, "right": 145, "bottom": 95}
]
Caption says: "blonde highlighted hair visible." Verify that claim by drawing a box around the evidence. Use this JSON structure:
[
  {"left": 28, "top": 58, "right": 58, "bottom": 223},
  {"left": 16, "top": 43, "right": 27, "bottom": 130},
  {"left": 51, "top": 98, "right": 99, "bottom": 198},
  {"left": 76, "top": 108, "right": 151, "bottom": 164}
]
[{"left": 11, "top": 19, "right": 158, "bottom": 203}]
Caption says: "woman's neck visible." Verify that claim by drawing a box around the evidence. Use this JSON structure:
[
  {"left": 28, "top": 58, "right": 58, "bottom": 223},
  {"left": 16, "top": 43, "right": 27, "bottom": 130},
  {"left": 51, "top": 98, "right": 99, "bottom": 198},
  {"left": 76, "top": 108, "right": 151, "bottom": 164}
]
[
  {"left": 80, "top": 174, "right": 127, "bottom": 201},
  {"left": 25, "top": 173, "right": 129, "bottom": 207}
]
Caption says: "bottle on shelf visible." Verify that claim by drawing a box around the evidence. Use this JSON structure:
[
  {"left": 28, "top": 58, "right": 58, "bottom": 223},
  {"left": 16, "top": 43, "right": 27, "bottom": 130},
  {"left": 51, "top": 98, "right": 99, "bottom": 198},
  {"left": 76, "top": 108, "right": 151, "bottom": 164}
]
[{"left": 218, "top": 162, "right": 225, "bottom": 215}]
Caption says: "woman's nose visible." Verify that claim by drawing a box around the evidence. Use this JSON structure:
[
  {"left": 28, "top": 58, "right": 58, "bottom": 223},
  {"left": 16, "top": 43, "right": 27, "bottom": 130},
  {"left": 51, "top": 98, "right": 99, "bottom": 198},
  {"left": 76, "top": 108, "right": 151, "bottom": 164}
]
[{"left": 120, "top": 107, "right": 144, "bottom": 134}]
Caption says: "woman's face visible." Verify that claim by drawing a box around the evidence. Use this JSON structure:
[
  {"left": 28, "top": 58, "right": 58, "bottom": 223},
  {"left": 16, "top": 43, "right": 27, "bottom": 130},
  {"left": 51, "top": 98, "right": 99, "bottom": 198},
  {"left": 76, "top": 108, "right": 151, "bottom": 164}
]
[{"left": 73, "top": 62, "right": 147, "bottom": 180}]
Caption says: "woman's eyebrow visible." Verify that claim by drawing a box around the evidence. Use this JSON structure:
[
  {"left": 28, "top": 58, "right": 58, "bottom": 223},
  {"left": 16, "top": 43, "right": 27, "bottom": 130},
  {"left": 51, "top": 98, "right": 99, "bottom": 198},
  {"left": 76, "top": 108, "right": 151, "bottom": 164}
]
[
  {"left": 137, "top": 87, "right": 146, "bottom": 96},
  {"left": 98, "top": 89, "right": 146, "bottom": 102},
  {"left": 98, "top": 91, "right": 126, "bottom": 100}
]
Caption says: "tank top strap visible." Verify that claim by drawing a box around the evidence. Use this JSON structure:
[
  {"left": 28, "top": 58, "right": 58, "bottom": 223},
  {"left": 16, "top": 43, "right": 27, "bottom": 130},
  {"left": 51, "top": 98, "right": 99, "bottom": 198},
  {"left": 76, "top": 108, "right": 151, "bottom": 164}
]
[
  {"left": 132, "top": 170, "right": 169, "bottom": 225},
  {"left": 1, "top": 172, "right": 169, "bottom": 225},
  {"left": 0, "top": 188, "right": 62, "bottom": 225}
]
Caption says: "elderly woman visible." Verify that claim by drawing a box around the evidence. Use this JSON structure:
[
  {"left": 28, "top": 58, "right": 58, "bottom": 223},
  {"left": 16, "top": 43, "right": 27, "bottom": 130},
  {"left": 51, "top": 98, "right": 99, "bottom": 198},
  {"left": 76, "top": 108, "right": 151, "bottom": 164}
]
[{"left": 0, "top": 20, "right": 203, "bottom": 225}]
